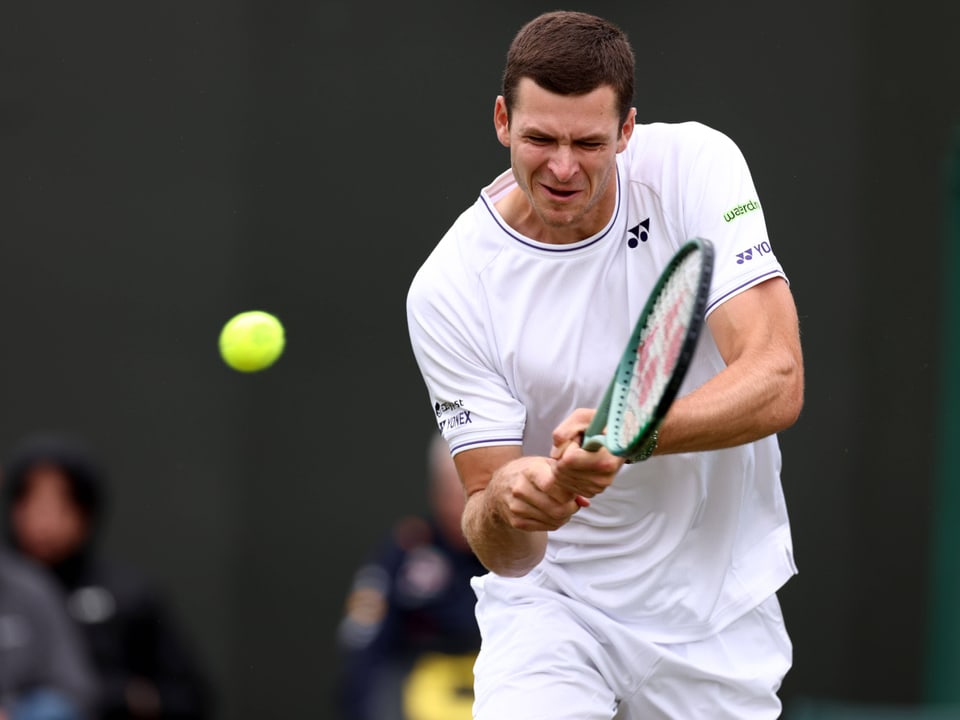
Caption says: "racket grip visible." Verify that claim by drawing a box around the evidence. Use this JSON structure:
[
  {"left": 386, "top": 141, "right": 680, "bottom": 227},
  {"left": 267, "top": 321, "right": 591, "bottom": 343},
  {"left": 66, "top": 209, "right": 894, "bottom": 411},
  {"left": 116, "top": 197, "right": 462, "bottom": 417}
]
[{"left": 581, "top": 434, "right": 606, "bottom": 453}]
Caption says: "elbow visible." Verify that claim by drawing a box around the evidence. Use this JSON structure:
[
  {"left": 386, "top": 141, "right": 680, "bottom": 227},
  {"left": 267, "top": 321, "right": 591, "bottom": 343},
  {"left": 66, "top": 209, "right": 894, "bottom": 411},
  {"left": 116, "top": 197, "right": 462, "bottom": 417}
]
[
  {"left": 771, "top": 357, "right": 804, "bottom": 433},
  {"left": 464, "top": 531, "right": 543, "bottom": 578},
  {"left": 774, "top": 392, "right": 803, "bottom": 434},
  {"left": 461, "top": 499, "right": 545, "bottom": 578},
  {"left": 467, "top": 541, "right": 541, "bottom": 578},
  {"left": 489, "top": 560, "right": 539, "bottom": 578}
]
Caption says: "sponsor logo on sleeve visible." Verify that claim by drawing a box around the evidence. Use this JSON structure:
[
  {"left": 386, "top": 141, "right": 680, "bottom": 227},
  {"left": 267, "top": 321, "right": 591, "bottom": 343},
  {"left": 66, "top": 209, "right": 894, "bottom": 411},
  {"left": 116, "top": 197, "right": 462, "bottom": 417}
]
[
  {"left": 735, "top": 240, "right": 773, "bottom": 264},
  {"left": 723, "top": 199, "right": 761, "bottom": 223},
  {"left": 434, "top": 399, "right": 473, "bottom": 432}
]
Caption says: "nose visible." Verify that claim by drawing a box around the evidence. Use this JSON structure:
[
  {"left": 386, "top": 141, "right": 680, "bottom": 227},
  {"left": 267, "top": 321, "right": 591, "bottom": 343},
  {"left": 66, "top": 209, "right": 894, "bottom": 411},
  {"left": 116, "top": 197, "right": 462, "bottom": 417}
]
[{"left": 547, "top": 145, "right": 578, "bottom": 182}]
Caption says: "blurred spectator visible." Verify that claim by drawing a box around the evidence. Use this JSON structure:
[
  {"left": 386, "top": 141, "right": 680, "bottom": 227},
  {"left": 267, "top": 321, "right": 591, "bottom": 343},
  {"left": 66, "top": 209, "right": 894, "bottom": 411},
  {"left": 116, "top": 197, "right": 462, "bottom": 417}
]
[
  {"left": 336, "top": 433, "right": 486, "bottom": 720},
  {"left": 0, "top": 544, "right": 99, "bottom": 720},
  {"left": 1, "top": 433, "right": 214, "bottom": 720}
]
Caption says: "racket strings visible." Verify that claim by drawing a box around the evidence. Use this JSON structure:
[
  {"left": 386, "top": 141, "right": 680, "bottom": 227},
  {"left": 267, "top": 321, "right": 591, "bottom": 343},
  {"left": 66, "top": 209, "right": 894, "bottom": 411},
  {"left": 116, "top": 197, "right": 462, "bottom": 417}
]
[{"left": 615, "top": 253, "right": 702, "bottom": 446}]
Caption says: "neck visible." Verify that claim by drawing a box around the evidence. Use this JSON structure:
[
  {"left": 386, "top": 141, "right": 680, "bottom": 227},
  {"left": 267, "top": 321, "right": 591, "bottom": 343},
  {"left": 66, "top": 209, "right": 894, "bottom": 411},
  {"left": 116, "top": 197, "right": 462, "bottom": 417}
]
[{"left": 494, "top": 181, "right": 617, "bottom": 245}]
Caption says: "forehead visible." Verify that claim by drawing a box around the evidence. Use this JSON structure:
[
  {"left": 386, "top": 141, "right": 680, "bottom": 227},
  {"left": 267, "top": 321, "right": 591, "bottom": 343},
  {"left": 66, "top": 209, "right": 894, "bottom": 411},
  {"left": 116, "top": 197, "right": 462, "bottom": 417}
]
[
  {"left": 22, "top": 463, "right": 72, "bottom": 492},
  {"left": 510, "top": 77, "right": 621, "bottom": 136}
]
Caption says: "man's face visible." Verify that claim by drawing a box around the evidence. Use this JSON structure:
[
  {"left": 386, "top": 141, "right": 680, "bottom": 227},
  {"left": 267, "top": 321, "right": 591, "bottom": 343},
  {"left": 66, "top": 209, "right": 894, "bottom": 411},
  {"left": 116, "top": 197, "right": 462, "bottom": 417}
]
[
  {"left": 495, "top": 78, "right": 634, "bottom": 241},
  {"left": 11, "top": 465, "right": 90, "bottom": 566}
]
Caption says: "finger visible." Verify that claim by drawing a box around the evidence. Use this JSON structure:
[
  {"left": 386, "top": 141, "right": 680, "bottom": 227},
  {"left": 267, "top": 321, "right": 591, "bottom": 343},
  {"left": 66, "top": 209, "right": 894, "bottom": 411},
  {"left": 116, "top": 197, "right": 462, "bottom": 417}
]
[
  {"left": 567, "top": 438, "right": 624, "bottom": 469},
  {"left": 550, "top": 434, "right": 582, "bottom": 460},
  {"left": 506, "top": 491, "right": 584, "bottom": 531},
  {"left": 551, "top": 408, "right": 596, "bottom": 450}
]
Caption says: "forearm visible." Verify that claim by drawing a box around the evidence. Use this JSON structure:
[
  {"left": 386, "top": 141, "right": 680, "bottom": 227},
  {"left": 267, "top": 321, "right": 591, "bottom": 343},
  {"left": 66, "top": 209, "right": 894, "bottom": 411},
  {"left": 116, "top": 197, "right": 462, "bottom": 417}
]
[
  {"left": 657, "top": 343, "right": 802, "bottom": 454},
  {"left": 651, "top": 277, "right": 803, "bottom": 456},
  {"left": 462, "top": 489, "right": 548, "bottom": 577}
]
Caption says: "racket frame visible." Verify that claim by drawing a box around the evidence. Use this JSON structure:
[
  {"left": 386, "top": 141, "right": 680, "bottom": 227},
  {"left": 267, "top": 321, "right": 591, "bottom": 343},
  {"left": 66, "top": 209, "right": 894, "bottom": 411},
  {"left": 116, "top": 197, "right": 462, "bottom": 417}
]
[{"left": 582, "top": 237, "right": 715, "bottom": 460}]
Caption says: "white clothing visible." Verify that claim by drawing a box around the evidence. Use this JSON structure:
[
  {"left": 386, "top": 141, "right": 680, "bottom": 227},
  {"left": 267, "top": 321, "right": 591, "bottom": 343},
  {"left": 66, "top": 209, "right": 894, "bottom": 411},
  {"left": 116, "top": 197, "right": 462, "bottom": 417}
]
[
  {"left": 472, "top": 580, "right": 791, "bottom": 719},
  {"left": 407, "top": 121, "right": 797, "bottom": 643}
]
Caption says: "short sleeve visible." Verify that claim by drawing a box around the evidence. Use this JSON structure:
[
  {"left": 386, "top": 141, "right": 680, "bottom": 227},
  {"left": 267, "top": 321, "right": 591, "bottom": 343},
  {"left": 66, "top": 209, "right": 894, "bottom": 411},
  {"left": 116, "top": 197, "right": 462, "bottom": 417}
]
[
  {"left": 680, "top": 126, "right": 786, "bottom": 316},
  {"left": 406, "top": 238, "right": 526, "bottom": 456}
]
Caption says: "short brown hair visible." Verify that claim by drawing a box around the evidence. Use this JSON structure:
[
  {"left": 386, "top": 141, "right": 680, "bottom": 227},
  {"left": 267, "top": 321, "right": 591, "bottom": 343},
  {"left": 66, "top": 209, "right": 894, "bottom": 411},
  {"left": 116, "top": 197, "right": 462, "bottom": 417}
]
[{"left": 502, "top": 11, "right": 635, "bottom": 125}]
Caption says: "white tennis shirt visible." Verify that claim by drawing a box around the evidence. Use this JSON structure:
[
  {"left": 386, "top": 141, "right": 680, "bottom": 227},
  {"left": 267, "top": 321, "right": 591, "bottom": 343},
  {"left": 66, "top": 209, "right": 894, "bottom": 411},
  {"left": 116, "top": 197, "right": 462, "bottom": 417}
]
[{"left": 406, "top": 121, "right": 797, "bottom": 642}]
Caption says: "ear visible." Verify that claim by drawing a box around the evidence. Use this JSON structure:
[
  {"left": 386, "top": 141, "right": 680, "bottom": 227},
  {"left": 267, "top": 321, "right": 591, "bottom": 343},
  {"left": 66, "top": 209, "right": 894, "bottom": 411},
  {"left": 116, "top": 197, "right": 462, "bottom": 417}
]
[
  {"left": 617, "top": 107, "right": 637, "bottom": 152},
  {"left": 494, "top": 96, "right": 510, "bottom": 147}
]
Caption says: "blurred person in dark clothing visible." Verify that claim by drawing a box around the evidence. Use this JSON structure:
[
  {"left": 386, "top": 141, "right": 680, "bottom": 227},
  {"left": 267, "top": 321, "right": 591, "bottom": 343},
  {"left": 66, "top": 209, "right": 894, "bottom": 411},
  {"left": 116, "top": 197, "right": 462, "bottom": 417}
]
[
  {"left": 1, "top": 433, "right": 213, "bottom": 720},
  {"left": 0, "top": 545, "right": 99, "bottom": 720},
  {"left": 336, "top": 433, "right": 485, "bottom": 720}
]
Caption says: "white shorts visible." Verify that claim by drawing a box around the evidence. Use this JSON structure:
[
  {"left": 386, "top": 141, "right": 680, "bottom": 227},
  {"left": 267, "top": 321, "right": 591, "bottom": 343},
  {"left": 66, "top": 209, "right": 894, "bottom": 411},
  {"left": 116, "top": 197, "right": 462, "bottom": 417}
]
[{"left": 471, "top": 577, "right": 792, "bottom": 720}]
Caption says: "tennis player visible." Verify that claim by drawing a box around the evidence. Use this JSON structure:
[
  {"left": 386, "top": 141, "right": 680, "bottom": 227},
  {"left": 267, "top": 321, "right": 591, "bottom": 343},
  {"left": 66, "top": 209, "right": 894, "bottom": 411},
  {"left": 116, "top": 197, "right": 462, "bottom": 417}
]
[{"left": 406, "top": 10, "right": 804, "bottom": 719}]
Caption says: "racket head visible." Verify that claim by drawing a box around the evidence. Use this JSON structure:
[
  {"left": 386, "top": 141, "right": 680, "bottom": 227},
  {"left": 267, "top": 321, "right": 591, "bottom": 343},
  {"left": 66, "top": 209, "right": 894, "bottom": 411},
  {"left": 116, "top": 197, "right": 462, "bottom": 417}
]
[{"left": 583, "top": 237, "right": 715, "bottom": 459}]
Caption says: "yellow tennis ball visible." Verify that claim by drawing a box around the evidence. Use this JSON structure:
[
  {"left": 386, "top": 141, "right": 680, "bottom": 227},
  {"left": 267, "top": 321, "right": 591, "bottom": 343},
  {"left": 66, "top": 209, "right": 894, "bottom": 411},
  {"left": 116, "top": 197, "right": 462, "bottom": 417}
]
[{"left": 219, "top": 311, "right": 285, "bottom": 372}]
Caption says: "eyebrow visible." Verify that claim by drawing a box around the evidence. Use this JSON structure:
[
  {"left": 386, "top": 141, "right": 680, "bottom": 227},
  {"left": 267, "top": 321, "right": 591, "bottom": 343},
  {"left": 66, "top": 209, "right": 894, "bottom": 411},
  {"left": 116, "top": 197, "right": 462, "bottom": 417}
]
[{"left": 521, "top": 126, "right": 611, "bottom": 143}]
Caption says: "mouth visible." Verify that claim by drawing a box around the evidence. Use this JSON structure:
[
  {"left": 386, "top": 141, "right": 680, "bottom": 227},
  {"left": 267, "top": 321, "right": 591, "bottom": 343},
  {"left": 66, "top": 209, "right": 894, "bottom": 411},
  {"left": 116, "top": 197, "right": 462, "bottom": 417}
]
[{"left": 541, "top": 184, "right": 581, "bottom": 201}]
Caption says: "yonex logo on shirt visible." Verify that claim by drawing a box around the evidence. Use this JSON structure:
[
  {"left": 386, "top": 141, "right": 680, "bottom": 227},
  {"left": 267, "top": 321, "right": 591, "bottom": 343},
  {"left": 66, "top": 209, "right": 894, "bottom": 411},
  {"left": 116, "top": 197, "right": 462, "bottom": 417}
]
[
  {"left": 735, "top": 241, "right": 773, "bottom": 264},
  {"left": 723, "top": 200, "right": 761, "bottom": 223},
  {"left": 438, "top": 410, "right": 472, "bottom": 432},
  {"left": 627, "top": 218, "right": 650, "bottom": 248},
  {"left": 434, "top": 399, "right": 472, "bottom": 431}
]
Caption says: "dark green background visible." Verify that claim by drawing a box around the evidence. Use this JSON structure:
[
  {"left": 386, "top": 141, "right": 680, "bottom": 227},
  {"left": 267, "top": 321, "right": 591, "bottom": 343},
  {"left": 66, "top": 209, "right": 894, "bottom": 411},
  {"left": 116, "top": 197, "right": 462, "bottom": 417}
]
[{"left": 2, "top": 1, "right": 958, "bottom": 717}]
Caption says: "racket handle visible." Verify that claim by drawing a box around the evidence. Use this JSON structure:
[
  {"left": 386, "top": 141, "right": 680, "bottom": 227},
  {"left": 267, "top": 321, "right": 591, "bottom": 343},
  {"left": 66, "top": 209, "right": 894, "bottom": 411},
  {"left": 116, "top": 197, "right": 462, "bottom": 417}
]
[{"left": 581, "top": 434, "right": 606, "bottom": 453}]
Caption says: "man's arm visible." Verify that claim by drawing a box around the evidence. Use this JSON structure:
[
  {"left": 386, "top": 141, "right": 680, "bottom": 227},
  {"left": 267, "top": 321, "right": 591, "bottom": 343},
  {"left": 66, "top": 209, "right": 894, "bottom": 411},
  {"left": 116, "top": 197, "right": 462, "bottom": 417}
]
[
  {"left": 448, "top": 277, "right": 801, "bottom": 576},
  {"left": 654, "top": 276, "right": 804, "bottom": 454},
  {"left": 454, "top": 444, "right": 601, "bottom": 577}
]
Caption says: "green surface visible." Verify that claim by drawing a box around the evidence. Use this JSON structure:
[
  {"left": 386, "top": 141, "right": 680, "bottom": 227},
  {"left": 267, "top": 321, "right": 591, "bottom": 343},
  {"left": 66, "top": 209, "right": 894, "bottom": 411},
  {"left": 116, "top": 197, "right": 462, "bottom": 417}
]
[
  {"left": 789, "top": 699, "right": 960, "bottom": 719},
  {"left": 924, "top": 126, "right": 960, "bottom": 703}
]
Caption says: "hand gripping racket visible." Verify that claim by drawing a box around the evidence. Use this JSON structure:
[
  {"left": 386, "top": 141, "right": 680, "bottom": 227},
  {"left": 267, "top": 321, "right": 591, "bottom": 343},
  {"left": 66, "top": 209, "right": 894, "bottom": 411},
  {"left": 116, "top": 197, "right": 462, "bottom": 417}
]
[{"left": 582, "top": 237, "right": 715, "bottom": 462}]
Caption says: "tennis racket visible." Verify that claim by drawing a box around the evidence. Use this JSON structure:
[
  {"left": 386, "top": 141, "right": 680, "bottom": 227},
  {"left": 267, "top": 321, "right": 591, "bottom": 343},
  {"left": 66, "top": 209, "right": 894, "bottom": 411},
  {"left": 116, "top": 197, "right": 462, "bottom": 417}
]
[{"left": 581, "top": 237, "right": 715, "bottom": 462}]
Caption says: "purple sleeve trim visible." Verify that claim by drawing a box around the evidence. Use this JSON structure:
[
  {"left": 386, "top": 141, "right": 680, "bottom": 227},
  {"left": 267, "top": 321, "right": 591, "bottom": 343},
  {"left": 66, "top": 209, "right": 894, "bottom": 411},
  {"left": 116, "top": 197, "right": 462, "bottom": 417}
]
[
  {"left": 450, "top": 437, "right": 524, "bottom": 454},
  {"left": 705, "top": 270, "right": 785, "bottom": 316}
]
